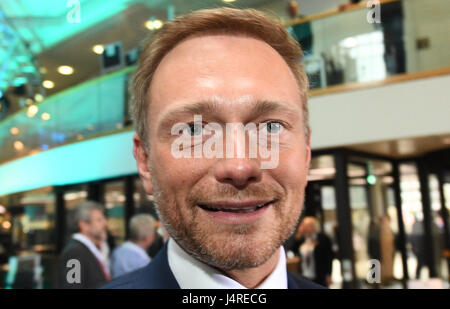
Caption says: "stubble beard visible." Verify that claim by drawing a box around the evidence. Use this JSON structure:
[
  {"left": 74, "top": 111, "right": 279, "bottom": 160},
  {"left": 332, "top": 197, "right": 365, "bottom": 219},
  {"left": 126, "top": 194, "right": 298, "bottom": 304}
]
[{"left": 149, "top": 161, "right": 304, "bottom": 271}]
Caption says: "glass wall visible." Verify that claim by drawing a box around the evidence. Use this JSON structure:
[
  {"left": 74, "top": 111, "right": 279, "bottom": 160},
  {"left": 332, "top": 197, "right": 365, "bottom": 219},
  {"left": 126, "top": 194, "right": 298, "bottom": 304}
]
[
  {"left": 0, "top": 68, "right": 131, "bottom": 164},
  {"left": 289, "top": 0, "right": 450, "bottom": 90}
]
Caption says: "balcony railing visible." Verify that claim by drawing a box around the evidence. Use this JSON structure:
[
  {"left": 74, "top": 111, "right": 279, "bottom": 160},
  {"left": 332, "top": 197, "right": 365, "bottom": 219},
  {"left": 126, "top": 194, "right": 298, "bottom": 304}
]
[{"left": 0, "top": 67, "right": 134, "bottom": 164}]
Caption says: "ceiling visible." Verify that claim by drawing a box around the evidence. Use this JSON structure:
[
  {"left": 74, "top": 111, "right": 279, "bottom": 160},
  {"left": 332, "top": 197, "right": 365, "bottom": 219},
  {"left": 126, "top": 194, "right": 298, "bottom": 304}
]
[
  {"left": 0, "top": 0, "right": 277, "bottom": 99},
  {"left": 347, "top": 134, "right": 450, "bottom": 159}
]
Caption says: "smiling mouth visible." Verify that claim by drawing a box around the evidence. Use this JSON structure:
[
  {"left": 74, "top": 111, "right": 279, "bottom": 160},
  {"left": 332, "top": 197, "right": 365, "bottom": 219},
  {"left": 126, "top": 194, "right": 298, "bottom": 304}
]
[{"left": 197, "top": 200, "right": 276, "bottom": 213}]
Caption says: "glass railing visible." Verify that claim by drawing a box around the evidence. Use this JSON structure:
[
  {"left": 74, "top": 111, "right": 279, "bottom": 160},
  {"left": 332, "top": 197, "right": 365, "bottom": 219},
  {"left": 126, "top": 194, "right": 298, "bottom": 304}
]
[
  {"left": 1, "top": 0, "right": 449, "bottom": 165},
  {"left": 0, "top": 67, "right": 134, "bottom": 164},
  {"left": 286, "top": 0, "right": 450, "bottom": 90}
]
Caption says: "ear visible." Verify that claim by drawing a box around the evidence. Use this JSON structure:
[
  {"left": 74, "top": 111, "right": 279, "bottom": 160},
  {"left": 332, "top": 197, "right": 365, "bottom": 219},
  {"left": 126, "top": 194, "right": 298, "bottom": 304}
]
[
  {"left": 78, "top": 220, "right": 87, "bottom": 234},
  {"left": 305, "top": 129, "right": 312, "bottom": 171},
  {"left": 133, "top": 133, "right": 153, "bottom": 195}
]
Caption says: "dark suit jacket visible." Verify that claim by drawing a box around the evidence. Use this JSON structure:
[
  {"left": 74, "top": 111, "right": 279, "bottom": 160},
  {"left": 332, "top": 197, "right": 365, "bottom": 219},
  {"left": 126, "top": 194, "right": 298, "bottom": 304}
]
[
  {"left": 102, "top": 243, "right": 324, "bottom": 289},
  {"left": 56, "top": 239, "right": 108, "bottom": 289}
]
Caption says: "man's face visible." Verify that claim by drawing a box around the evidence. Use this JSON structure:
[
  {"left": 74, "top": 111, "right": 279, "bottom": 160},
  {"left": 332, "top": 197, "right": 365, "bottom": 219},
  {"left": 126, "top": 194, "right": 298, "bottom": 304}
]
[
  {"left": 135, "top": 34, "right": 311, "bottom": 270},
  {"left": 82, "top": 209, "right": 108, "bottom": 243},
  {"left": 301, "top": 218, "right": 317, "bottom": 238}
]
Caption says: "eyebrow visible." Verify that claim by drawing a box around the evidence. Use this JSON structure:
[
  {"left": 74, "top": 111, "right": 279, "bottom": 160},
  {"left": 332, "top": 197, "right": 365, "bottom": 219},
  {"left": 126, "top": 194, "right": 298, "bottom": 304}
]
[{"left": 157, "top": 99, "right": 300, "bottom": 133}]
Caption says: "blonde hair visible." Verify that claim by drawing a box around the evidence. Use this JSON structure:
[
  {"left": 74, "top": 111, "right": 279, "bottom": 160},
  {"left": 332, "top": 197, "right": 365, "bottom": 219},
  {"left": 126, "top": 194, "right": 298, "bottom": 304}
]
[{"left": 130, "top": 7, "right": 310, "bottom": 150}]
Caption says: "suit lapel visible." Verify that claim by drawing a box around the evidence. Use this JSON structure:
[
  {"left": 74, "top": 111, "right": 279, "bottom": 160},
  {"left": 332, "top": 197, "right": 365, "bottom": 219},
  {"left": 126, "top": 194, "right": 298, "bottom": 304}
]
[
  {"left": 287, "top": 273, "right": 299, "bottom": 289},
  {"left": 141, "top": 243, "right": 180, "bottom": 289}
]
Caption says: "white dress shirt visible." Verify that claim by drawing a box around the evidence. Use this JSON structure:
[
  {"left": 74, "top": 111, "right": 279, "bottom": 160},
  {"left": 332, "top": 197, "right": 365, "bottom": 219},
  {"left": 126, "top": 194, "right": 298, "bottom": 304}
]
[{"left": 167, "top": 238, "right": 287, "bottom": 289}]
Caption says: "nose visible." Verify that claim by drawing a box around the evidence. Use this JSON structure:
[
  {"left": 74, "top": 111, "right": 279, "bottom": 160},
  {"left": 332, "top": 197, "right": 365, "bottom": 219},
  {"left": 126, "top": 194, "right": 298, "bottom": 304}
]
[{"left": 213, "top": 158, "right": 262, "bottom": 189}]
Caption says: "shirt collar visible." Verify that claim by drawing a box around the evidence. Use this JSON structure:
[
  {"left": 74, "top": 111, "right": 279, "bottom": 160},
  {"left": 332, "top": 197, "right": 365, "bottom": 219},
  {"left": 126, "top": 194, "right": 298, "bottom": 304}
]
[
  {"left": 167, "top": 238, "right": 287, "bottom": 289},
  {"left": 72, "top": 233, "right": 105, "bottom": 263}
]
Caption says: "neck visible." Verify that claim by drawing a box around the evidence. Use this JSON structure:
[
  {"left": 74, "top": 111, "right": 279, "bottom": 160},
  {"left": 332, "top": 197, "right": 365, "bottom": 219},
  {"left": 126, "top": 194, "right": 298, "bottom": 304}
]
[
  {"left": 82, "top": 233, "right": 102, "bottom": 248},
  {"left": 221, "top": 248, "right": 281, "bottom": 289},
  {"left": 133, "top": 240, "right": 147, "bottom": 249}
]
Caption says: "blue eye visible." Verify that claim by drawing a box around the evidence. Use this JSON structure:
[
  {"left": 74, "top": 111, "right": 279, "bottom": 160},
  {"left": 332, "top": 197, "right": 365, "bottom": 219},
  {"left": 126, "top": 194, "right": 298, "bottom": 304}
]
[
  {"left": 265, "top": 121, "right": 283, "bottom": 134},
  {"left": 184, "top": 123, "right": 203, "bottom": 136}
]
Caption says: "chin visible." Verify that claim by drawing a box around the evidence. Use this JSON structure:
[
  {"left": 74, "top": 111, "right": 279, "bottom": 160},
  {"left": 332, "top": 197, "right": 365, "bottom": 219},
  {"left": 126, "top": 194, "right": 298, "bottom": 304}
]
[{"left": 185, "top": 224, "right": 281, "bottom": 270}]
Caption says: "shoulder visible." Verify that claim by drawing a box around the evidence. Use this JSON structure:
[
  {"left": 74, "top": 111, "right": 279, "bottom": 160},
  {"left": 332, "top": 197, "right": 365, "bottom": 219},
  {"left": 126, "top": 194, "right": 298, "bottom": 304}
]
[
  {"left": 59, "top": 239, "right": 90, "bottom": 260},
  {"left": 101, "top": 266, "right": 145, "bottom": 289},
  {"left": 111, "top": 244, "right": 128, "bottom": 257},
  {"left": 102, "top": 243, "right": 179, "bottom": 289}
]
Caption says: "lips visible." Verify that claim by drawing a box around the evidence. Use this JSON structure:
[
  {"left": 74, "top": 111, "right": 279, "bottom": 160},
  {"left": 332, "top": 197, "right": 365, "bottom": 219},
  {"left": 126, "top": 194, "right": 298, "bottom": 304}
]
[{"left": 197, "top": 200, "right": 275, "bottom": 213}]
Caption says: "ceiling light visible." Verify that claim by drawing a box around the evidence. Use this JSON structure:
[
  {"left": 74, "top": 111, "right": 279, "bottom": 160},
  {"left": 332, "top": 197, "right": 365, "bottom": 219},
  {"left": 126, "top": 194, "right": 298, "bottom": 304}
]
[
  {"left": 41, "top": 112, "right": 51, "bottom": 121},
  {"left": 10, "top": 127, "right": 19, "bottom": 135},
  {"left": 34, "top": 94, "right": 44, "bottom": 102},
  {"left": 222, "top": 0, "right": 237, "bottom": 2},
  {"left": 145, "top": 19, "right": 163, "bottom": 30},
  {"left": 57, "top": 65, "right": 74, "bottom": 75},
  {"left": 42, "top": 80, "right": 55, "bottom": 89},
  {"left": 2, "top": 221, "right": 11, "bottom": 229},
  {"left": 153, "top": 19, "right": 163, "bottom": 29},
  {"left": 92, "top": 44, "right": 104, "bottom": 54},
  {"left": 14, "top": 141, "right": 24, "bottom": 151},
  {"left": 27, "top": 104, "right": 38, "bottom": 117}
]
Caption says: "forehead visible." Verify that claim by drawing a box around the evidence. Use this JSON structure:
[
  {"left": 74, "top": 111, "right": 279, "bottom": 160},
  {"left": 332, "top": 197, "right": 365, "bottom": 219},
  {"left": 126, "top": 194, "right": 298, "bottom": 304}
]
[
  {"left": 148, "top": 34, "right": 302, "bottom": 121},
  {"left": 89, "top": 209, "right": 104, "bottom": 218}
]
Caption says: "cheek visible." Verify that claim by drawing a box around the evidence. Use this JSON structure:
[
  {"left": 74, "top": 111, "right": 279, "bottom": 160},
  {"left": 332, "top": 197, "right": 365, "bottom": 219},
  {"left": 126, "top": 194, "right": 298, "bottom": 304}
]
[
  {"left": 275, "top": 146, "right": 309, "bottom": 183},
  {"left": 152, "top": 145, "right": 209, "bottom": 195}
]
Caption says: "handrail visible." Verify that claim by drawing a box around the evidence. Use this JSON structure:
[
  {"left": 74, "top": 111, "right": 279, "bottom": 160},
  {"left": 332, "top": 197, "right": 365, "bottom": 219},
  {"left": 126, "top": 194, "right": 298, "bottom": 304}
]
[
  {"left": 309, "top": 67, "right": 450, "bottom": 97},
  {"left": 0, "top": 125, "right": 135, "bottom": 166},
  {"left": 0, "top": 65, "right": 136, "bottom": 125}
]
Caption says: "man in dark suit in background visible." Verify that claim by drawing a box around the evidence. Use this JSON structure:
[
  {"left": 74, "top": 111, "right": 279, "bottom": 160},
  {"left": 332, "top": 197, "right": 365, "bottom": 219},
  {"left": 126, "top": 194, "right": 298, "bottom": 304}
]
[
  {"left": 56, "top": 201, "right": 110, "bottom": 288},
  {"left": 104, "top": 7, "right": 322, "bottom": 289}
]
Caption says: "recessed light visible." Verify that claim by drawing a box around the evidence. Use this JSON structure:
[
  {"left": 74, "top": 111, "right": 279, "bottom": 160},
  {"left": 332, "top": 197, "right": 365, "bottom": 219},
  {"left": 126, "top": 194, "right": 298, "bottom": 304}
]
[
  {"left": 42, "top": 80, "right": 55, "bottom": 89},
  {"left": 153, "top": 19, "right": 163, "bottom": 29},
  {"left": 92, "top": 44, "right": 104, "bottom": 54},
  {"left": 34, "top": 94, "right": 44, "bottom": 102},
  {"left": 145, "top": 19, "right": 163, "bottom": 30},
  {"left": 2, "top": 221, "right": 11, "bottom": 229},
  {"left": 10, "top": 127, "right": 19, "bottom": 135},
  {"left": 41, "top": 112, "right": 51, "bottom": 121},
  {"left": 27, "top": 105, "right": 38, "bottom": 117},
  {"left": 14, "top": 141, "right": 24, "bottom": 151},
  {"left": 57, "top": 65, "right": 74, "bottom": 75}
]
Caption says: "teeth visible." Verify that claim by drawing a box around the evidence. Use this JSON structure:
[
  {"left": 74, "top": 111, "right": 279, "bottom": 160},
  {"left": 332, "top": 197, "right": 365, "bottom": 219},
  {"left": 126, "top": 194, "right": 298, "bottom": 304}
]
[{"left": 200, "top": 202, "right": 270, "bottom": 213}]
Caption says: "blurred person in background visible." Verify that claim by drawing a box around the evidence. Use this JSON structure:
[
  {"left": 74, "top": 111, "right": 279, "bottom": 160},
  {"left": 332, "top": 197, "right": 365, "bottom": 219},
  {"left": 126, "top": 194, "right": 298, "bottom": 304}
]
[
  {"left": 111, "top": 214, "right": 155, "bottom": 278},
  {"left": 56, "top": 201, "right": 110, "bottom": 288},
  {"left": 148, "top": 223, "right": 170, "bottom": 258},
  {"left": 292, "top": 216, "right": 334, "bottom": 287},
  {"left": 379, "top": 215, "right": 395, "bottom": 283},
  {"left": 410, "top": 213, "right": 426, "bottom": 279}
]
